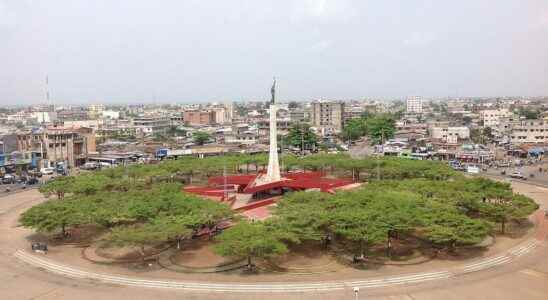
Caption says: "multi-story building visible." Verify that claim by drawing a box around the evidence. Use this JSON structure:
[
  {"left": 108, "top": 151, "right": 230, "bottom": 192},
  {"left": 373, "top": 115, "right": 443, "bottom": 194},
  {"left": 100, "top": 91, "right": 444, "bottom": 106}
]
[
  {"left": 57, "top": 108, "right": 89, "bottom": 121},
  {"left": 344, "top": 106, "right": 365, "bottom": 122},
  {"left": 430, "top": 126, "right": 470, "bottom": 143},
  {"left": 479, "top": 109, "right": 513, "bottom": 128},
  {"left": 406, "top": 96, "right": 423, "bottom": 114},
  {"left": 210, "top": 107, "right": 227, "bottom": 124},
  {"left": 183, "top": 110, "right": 216, "bottom": 126},
  {"left": 88, "top": 104, "right": 105, "bottom": 119},
  {"left": 507, "top": 119, "right": 548, "bottom": 144},
  {"left": 257, "top": 119, "right": 292, "bottom": 143},
  {"left": 16, "top": 127, "right": 96, "bottom": 168},
  {"left": 311, "top": 100, "right": 345, "bottom": 132},
  {"left": 289, "top": 109, "right": 308, "bottom": 123},
  {"left": 133, "top": 116, "right": 170, "bottom": 136},
  {"left": 30, "top": 111, "right": 58, "bottom": 123}
]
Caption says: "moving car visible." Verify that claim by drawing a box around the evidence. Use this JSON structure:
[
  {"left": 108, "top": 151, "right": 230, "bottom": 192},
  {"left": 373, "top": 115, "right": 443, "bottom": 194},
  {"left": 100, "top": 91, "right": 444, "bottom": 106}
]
[{"left": 509, "top": 172, "right": 527, "bottom": 180}]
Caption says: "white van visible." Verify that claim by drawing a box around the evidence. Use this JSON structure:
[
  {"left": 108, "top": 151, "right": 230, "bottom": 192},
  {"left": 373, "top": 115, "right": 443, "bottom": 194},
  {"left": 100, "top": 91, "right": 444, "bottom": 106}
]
[{"left": 466, "top": 165, "right": 480, "bottom": 174}]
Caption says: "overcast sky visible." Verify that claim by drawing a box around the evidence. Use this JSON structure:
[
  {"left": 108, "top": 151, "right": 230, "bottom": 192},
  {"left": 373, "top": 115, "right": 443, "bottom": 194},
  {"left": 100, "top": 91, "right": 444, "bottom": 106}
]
[{"left": 2, "top": 0, "right": 548, "bottom": 105}]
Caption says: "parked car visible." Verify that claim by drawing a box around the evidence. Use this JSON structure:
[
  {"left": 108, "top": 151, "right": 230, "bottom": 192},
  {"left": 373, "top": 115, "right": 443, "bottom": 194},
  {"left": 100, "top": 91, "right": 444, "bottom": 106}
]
[
  {"left": 81, "top": 162, "right": 98, "bottom": 170},
  {"left": 509, "top": 172, "right": 527, "bottom": 180},
  {"left": 40, "top": 167, "right": 55, "bottom": 175}
]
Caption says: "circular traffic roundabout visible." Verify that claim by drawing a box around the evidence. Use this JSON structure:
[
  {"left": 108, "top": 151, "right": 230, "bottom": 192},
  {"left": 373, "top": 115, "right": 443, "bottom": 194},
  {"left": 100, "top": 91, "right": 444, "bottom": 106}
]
[{"left": 4, "top": 181, "right": 547, "bottom": 295}]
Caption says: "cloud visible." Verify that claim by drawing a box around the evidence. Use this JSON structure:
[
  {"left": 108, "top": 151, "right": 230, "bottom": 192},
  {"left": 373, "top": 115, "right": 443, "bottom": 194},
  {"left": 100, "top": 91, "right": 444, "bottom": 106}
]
[
  {"left": 537, "top": 10, "right": 548, "bottom": 28},
  {"left": 403, "top": 32, "right": 437, "bottom": 47},
  {"left": 290, "top": 0, "right": 357, "bottom": 23},
  {"left": 0, "top": 1, "right": 17, "bottom": 28},
  {"left": 311, "top": 39, "right": 332, "bottom": 51}
]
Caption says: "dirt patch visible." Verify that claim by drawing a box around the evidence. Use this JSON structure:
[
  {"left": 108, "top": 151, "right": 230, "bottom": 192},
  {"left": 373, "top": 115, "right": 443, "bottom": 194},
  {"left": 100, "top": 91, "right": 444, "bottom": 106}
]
[
  {"left": 170, "top": 239, "right": 231, "bottom": 268},
  {"left": 96, "top": 243, "right": 167, "bottom": 260}
]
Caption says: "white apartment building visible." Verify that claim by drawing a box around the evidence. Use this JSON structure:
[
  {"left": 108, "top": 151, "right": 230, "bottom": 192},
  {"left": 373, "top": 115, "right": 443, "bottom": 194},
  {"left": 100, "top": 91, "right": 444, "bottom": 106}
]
[
  {"left": 31, "top": 111, "right": 58, "bottom": 123},
  {"left": 406, "top": 96, "right": 423, "bottom": 114},
  {"left": 507, "top": 120, "right": 548, "bottom": 144},
  {"left": 479, "top": 109, "right": 512, "bottom": 128},
  {"left": 430, "top": 126, "right": 470, "bottom": 143}
]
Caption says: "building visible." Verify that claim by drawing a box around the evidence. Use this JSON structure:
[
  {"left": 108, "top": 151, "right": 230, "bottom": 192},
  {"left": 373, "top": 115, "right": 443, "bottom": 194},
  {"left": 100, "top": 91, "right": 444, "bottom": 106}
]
[
  {"left": 57, "top": 108, "right": 88, "bottom": 121},
  {"left": 88, "top": 104, "right": 105, "bottom": 119},
  {"left": 507, "top": 119, "right": 548, "bottom": 144},
  {"left": 183, "top": 110, "right": 216, "bottom": 126},
  {"left": 133, "top": 116, "right": 170, "bottom": 136},
  {"left": 311, "top": 100, "right": 345, "bottom": 132},
  {"left": 479, "top": 109, "right": 513, "bottom": 128},
  {"left": 289, "top": 109, "right": 308, "bottom": 123},
  {"left": 210, "top": 107, "right": 227, "bottom": 124},
  {"left": 16, "top": 127, "right": 96, "bottom": 169},
  {"left": 430, "top": 126, "right": 470, "bottom": 143},
  {"left": 62, "top": 119, "right": 103, "bottom": 131},
  {"left": 30, "top": 111, "right": 58, "bottom": 123},
  {"left": 102, "top": 110, "right": 120, "bottom": 119},
  {"left": 406, "top": 96, "right": 423, "bottom": 114}
]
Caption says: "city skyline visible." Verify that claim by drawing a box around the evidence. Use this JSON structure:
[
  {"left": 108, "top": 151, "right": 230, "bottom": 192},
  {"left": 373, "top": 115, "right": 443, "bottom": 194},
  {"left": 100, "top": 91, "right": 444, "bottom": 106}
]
[{"left": 2, "top": 0, "right": 548, "bottom": 105}]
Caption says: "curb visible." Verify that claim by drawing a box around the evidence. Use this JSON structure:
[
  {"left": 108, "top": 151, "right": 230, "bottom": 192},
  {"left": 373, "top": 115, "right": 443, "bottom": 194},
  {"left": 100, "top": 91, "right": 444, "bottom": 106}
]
[{"left": 13, "top": 237, "right": 542, "bottom": 293}]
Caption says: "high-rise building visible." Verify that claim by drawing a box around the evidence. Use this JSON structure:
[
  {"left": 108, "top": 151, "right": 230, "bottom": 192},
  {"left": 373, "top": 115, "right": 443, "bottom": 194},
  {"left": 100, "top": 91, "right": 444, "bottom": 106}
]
[
  {"left": 406, "top": 96, "right": 423, "bottom": 114},
  {"left": 311, "top": 100, "right": 345, "bottom": 132}
]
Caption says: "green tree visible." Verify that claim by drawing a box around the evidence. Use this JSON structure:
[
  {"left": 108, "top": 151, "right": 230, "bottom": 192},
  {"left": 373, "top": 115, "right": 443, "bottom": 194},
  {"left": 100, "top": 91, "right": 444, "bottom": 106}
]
[
  {"left": 366, "top": 116, "right": 395, "bottom": 145},
  {"left": 422, "top": 207, "right": 492, "bottom": 251},
  {"left": 284, "top": 123, "right": 318, "bottom": 152},
  {"left": 341, "top": 118, "right": 367, "bottom": 144},
  {"left": 214, "top": 221, "right": 288, "bottom": 269},
  {"left": 19, "top": 198, "right": 87, "bottom": 237},
  {"left": 480, "top": 194, "right": 538, "bottom": 234},
  {"left": 106, "top": 224, "right": 170, "bottom": 262},
  {"left": 192, "top": 131, "right": 211, "bottom": 145},
  {"left": 287, "top": 101, "right": 299, "bottom": 109},
  {"left": 331, "top": 207, "right": 386, "bottom": 257},
  {"left": 39, "top": 176, "right": 75, "bottom": 199},
  {"left": 518, "top": 108, "right": 540, "bottom": 120},
  {"left": 271, "top": 191, "right": 332, "bottom": 243}
]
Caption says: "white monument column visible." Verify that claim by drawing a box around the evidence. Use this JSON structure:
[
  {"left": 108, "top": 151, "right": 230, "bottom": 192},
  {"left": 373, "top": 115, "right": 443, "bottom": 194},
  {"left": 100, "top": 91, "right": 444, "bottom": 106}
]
[
  {"left": 266, "top": 101, "right": 281, "bottom": 181},
  {"left": 251, "top": 78, "right": 282, "bottom": 186}
]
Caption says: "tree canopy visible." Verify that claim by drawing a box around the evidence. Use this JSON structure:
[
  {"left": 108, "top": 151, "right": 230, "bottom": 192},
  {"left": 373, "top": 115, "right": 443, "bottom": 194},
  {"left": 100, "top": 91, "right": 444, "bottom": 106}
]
[
  {"left": 192, "top": 131, "right": 212, "bottom": 145},
  {"left": 283, "top": 123, "right": 318, "bottom": 151},
  {"left": 214, "top": 221, "right": 288, "bottom": 267}
]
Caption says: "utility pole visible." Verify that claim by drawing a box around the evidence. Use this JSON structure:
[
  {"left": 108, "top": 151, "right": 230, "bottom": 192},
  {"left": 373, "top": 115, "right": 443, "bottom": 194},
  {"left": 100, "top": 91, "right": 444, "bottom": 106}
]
[
  {"left": 301, "top": 128, "right": 305, "bottom": 157},
  {"left": 376, "top": 128, "right": 384, "bottom": 181}
]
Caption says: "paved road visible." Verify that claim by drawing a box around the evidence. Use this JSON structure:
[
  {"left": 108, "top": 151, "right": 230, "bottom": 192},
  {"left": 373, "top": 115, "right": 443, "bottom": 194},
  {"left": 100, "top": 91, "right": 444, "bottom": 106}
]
[{"left": 1, "top": 185, "right": 548, "bottom": 300}]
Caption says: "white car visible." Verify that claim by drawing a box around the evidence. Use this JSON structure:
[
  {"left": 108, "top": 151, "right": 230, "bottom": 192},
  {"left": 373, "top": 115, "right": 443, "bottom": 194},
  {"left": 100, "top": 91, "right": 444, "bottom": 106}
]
[{"left": 40, "top": 167, "right": 55, "bottom": 175}]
